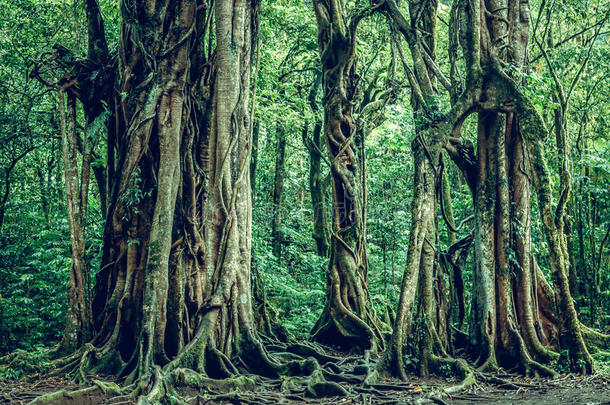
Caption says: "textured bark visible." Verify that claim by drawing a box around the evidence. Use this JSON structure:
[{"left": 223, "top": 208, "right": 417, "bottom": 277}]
[
  {"left": 509, "top": 121, "right": 554, "bottom": 362},
  {"left": 514, "top": 88, "right": 594, "bottom": 373},
  {"left": 471, "top": 111, "right": 498, "bottom": 369},
  {"left": 310, "top": 0, "right": 386, "bottom": 352},
  {"left": 58, "top": 91, "right": 92, "bottom": 355},
  {"left": 467, "top": 0, "right": 560, "bottom": 375},
  {"left": 88, "top": 0, "right": 199, "bottom": 377},
  {"left": 378, "top": 0, "right": 595, "bottom": 380},
  {"left": 377, "top": 0, "right": 478, "bottom": 380},
  {"left": 28, "top": 5, "right": 327, "bottom": 402}
]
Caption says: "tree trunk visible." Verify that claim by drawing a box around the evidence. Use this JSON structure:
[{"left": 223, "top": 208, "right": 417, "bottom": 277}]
[
  {"left": 376, "top": 0, "right": 477, "bottom": 380},
  {"left": 306, "top": 71, "right": 330, "bottom": 257},
  {"left": 88, "top": 0, "right": 259, "bottom": 379},
  {"left": 58, "top": 90, "right": 92, "bottom": 355},
  {"left": 465, "top": 0, "right": 562, "bottom": 375},
  {"left": 310, "top": 0, "right": 386, "bottom": 353},
  {"left": 250, "top": 120, "right": 260, "bottom": 198},
  {"left": 271, "top": 123, "right": 287, "bottom": 258}
]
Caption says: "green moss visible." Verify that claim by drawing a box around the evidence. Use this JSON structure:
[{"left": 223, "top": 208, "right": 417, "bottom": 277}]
[{"left": 93, "top": 380, "right": 121, "bottom": 396}]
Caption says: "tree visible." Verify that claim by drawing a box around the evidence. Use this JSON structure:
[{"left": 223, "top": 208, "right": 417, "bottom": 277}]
[
  {"left": 272, "top": 121, "right": 287, "bottom": 258},
  {"left": 57, "top": 90, "right": 92, "bottom": 355},
  {"left": 309, "top": 0, "right": 389, "bottom": 353},
  {"left": 3, "top": 1, "right": 610, "bottom": 402},
  {"left": 303, "top": 71, "right": 331, "bottom": 257},
  {"left": 376, "top": 0, "right": 476, "bottom": 381}
]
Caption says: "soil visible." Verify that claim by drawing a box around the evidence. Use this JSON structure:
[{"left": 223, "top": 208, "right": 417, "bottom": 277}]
[{"left": 1, "top": 373, "right": 609, "bottom": 405}]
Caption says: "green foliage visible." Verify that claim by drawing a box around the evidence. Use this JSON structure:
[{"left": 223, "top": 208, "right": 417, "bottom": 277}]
[
  {"left": 593, "top": 351, "right": 610, "bottom": 376},
  {"left": 0, "top": 208, "right": 69, "bottom": 352},
  {"left": 0, "top": 0, "right": 608, "bottom": 380}
]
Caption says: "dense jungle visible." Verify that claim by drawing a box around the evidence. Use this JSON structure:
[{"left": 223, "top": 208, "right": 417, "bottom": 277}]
[{"left": 0, "top": 0, "right": 609, "bottom": 404}]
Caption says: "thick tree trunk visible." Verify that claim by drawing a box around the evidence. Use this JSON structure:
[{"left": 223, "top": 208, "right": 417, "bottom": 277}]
[
  {"left": 310, "top": 0, "right": 386, "bottom": 352},
  {"left": 516, "top": 93, "right": 593, "bottom": 372},
  {"left": 89, "top": 0, "right": 198, "bottom": 377},
  {"left": 376, "top": 0, "right": 477, "bottom": 381},
  {"left": 470, "top": 111, "right": 499, "bottom": 370},
  {"left": 29, "top": 5, "right": 330, "bottom": 402},
  {"left": 509, "top": 119, "right": 557, "bottom": 364},
  {"left": 471, "top": 108, "right": 555, "bottom": 375},
  {"left": 85, "top": 2, "right": 307, "bottom": 390},
  {"left": 462, "top": 0, "right": 566, "bottom": 376}
]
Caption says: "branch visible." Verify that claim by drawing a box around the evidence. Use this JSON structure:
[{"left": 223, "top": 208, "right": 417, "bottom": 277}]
[
  {"left": 84, "top": 0, "right": 110, "bottom": 62},
  {"left": 566, "top": 20, "right": 606, "bottom": 104},
  {"left": 531, "top": 17, "right": 608, "bottom": 64},
  {"left": 420, "top": 43, "right": 452, "bottom": 92},
  {"left": 349, "top": 0, "right": 387, "bottom": 35}
]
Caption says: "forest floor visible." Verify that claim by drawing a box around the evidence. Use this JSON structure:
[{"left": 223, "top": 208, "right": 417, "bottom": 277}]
[{"left": 1, "top": 372, "right": 609, "bottom": 404}]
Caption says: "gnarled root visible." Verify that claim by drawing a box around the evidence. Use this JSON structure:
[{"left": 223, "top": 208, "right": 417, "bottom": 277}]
[
  {"left": 429, "top": 355, "right": 475, "bottom": 394},
  {"left": 28, "top": 379, "right": 121, "bottom": 405},
  {"left": 311, "top": 304, "right": 379, "bottom": 353},
  {"left": 581, "top": 323, "right": 610, "bottom": 353}
]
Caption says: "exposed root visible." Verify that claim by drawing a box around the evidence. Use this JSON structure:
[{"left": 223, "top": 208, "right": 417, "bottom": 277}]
[
  {"left": 581, "top": 324, "right": 610, "bottom": 353},
  {"left": 477, "top": 373, "right": 520, "bottom": 389},
  {"left": 268, "top": 341, "right": 343, "bottom": 365},
  {"left": 429, "top": 355, "right": 475, "bottom": 394},
  {"left": 28, "top": 379, "right": 121, "bottom": 405},
  {"left": 311, "top": 304, "right": 379, "bottom": 353},
  {"left": 370, "top": 338, "right": 409, "bottom": 382},
  {"left": 476, "top": 351, "right": 499, "bottom": 373},
  {"left": 17, "top": 332, "right": 579, "bottom": 405},
  {"left": 171, "top": 367, "right": 259, "bottom": 392},
  {"left": 521, "top": 356, "right": 556, "bottom": 377}
]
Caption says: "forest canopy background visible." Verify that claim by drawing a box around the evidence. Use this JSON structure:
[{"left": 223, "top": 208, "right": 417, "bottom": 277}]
[{"left": 0, "top": 0, "right": 608, "bottom": 390}]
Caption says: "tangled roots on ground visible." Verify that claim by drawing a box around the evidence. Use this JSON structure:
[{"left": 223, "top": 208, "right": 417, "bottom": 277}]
[{"left": 23, "top": 340, "right": 379, "bottom": 404}]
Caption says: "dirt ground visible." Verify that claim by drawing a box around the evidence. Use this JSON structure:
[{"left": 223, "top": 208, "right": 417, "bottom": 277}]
[
  {"left": 448, "top": 374, "right": 610, "bottom": 405},
  {"left": 1, "top": 373, "right": 609, "bottom": 404}
]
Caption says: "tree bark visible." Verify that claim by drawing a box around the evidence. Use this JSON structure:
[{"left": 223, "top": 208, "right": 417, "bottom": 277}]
[
  {"left": 376, "top": 0, "right": 477, "bottom": 380},
  {"left": 58, "top": 90, "right": 92, "bottom": 355},
  {"left": 310, "top": 0, "right": 387, "bottom": 353}
]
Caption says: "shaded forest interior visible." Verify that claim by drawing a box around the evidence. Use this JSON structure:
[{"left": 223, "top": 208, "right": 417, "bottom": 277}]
[{"left": 0, "top": 0, "right": 609, "bottom": 404}]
